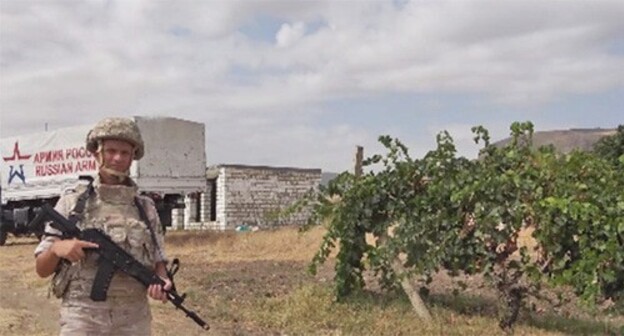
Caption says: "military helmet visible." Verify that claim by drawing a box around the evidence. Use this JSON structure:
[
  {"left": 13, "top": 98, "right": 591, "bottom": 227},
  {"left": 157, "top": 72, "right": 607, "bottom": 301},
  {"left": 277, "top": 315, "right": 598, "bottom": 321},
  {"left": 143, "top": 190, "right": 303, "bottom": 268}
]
[{"left": 86, "top": 117, "right": 144, "bottom": 160}]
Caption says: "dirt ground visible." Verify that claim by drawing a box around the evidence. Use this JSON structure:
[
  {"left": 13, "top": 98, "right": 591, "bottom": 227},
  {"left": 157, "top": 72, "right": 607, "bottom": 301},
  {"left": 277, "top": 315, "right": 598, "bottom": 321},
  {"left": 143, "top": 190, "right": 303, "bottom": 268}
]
[
  {"left": 0, "top": 239, "right": 59, "bottom": 335},
  {"left": 1, "top": 230, "right": 622, "bottom": 336},
  {"left": 0, "top": 232, "right": 326, "bottom": 336}
]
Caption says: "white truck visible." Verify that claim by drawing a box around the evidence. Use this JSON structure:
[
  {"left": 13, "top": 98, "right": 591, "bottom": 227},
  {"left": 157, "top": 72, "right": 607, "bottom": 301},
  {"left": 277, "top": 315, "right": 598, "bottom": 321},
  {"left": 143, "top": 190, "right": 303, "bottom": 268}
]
[{"left": 0, "top": 116, "right": 207, "bottom": 245}]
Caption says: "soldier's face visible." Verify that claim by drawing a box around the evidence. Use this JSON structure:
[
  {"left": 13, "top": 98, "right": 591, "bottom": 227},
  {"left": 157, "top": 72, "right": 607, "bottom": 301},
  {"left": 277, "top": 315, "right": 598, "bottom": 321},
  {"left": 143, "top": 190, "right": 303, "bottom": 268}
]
[{"left": 101, "top": 139, "right": 134, "bottom": 172}]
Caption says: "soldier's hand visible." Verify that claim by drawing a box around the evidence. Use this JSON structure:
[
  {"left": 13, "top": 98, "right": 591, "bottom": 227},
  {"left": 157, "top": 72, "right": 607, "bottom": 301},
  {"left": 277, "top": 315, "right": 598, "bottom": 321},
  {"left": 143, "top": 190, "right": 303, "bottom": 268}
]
[
  {"left": 148, "top": 277, "right": 172, "bottom": 303},
  {"left": 51, "top": 239, "right": 99, "bottom": 263}
]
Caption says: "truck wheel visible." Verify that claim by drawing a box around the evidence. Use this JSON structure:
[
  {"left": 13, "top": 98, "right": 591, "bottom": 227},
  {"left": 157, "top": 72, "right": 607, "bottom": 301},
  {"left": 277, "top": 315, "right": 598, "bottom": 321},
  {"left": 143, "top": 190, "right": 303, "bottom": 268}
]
[{"left": 0, "top": 228, "right": 7, "bottom": 246}]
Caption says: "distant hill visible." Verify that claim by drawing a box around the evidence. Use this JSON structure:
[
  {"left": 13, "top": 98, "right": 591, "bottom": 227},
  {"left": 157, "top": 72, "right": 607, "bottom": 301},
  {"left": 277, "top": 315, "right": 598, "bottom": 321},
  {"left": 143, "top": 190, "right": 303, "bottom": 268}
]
[
  {"left": 493, "top": 128, "right": 616, "bottom": 153},
  {"left": 322, "top": 128, "right": 616, "bottom": 184}
]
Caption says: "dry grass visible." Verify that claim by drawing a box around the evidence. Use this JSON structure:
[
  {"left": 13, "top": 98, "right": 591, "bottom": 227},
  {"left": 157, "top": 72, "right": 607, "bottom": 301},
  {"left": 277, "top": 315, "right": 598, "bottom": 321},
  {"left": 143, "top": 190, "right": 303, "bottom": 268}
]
[
  {"left": 165, "top": 225, "right": 326, "bottom": 263},
  {"left": 1, "top": 228, "right": 622, "bottom": 335},
  {"left": 0, "top": 307, "right": 50, "bottom": 336},
  {"left": 158, "top": 227, "right": 621, "bottom": 335}
]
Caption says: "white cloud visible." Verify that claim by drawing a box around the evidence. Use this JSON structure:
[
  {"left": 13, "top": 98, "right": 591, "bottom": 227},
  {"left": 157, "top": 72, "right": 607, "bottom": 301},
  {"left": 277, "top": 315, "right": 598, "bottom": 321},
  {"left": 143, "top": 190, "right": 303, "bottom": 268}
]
[
  {"left": 276, "top": 22, "right": 305, "bottom": 48},
  {"left": 203, "top": 112, "right": 374, "bottom": 172},
  {"left": 1, "top": 0, "right": 622, "bottom": 171}
]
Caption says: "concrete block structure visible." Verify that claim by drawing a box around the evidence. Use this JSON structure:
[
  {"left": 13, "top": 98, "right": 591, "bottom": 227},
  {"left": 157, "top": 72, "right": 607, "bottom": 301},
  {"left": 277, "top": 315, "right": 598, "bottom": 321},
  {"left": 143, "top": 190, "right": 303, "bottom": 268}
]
[{"left": 175, "top": 164, "right": 321, "bottom": 231}]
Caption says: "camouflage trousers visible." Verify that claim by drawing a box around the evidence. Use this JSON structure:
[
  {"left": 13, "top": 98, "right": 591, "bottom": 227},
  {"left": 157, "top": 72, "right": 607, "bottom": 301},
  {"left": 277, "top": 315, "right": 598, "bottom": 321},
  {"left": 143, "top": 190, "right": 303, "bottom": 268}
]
[{"left": 59, "top": 302, "right": 151, "bottom": 336}]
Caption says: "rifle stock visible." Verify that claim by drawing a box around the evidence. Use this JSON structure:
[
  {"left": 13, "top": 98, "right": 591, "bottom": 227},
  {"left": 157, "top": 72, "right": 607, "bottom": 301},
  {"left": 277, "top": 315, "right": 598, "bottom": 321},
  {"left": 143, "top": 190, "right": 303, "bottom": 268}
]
[{"left": 33, "top": 203, "right": 210, "bottom": 331}]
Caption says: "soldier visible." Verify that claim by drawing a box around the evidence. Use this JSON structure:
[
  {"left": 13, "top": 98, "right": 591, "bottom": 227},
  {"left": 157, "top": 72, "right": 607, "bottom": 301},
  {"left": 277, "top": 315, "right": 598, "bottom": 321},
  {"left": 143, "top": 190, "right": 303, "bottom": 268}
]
[{"left": 34, "top": 117, "right": 172, "bottom": 336}]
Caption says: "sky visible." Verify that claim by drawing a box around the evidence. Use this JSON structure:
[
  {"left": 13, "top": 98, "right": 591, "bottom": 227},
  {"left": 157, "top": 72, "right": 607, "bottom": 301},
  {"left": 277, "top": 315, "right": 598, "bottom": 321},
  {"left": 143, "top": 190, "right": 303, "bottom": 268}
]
[{"left": 1, "top": 0, "right": 623, "bottom": 173}]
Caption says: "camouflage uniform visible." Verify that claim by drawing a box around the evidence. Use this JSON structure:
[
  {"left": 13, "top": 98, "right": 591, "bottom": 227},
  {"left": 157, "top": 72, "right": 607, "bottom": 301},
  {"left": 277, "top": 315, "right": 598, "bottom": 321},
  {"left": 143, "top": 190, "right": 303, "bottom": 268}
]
[{"left": 35, "top": 118, "right": 167, "bottom": 336}]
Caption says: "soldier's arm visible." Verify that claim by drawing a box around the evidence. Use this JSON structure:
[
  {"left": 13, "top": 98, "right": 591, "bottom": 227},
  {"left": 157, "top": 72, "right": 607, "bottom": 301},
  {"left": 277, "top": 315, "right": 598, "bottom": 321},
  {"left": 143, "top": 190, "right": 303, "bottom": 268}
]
[
  {"left": 147, "top": 261, "right": 172, "bottom": 302},
  {"left": 35, "top": 242, "right": 62, "bottom": 278},
  {"left": 139, "top": 195, "right": 169, "bottom": 263},
  {"left": 35, "top": 239, "right": 99, "bottom": 277},
  {"left": 34, "top": 191, "right": 97, "bottom": 277},
  {"left": 141, "top": 196, "right": 172, "bottom": 300}
]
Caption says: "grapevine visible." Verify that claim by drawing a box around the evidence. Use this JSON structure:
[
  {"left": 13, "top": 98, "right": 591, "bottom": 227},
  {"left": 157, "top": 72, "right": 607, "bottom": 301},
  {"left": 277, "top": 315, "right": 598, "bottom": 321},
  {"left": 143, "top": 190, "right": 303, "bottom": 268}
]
[{"left": 301, "top": 122, "right": 624, "bottom": 331}]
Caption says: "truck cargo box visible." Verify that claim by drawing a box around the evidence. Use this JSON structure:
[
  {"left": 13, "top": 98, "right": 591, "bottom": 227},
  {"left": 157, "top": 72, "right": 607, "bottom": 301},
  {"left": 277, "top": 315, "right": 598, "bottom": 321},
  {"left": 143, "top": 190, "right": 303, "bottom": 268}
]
[
  {"left": 0, "top": 116, "right": 207, "bottom": 244},
  {"left": 1, "top": 116, "right": 206, "bottom": 203}
]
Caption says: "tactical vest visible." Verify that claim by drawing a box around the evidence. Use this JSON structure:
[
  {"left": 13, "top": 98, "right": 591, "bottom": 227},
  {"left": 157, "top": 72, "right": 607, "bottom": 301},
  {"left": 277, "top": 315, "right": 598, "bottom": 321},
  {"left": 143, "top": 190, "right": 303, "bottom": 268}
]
[{"left": 53, "top": 181, "right": 160, "bottom": 305}]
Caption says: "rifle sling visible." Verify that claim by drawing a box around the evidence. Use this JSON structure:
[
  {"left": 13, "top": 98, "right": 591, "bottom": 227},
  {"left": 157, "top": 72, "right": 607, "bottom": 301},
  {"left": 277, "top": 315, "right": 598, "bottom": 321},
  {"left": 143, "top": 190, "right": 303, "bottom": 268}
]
[
  {"left": 134, "top": 197, "right": 179, "bottom": 291},
  {"left": 134, "top": 197, "right": 165, "bottom": 262},
  {"left": 68, "top": 180, "right": 94, "bottom": 224}
]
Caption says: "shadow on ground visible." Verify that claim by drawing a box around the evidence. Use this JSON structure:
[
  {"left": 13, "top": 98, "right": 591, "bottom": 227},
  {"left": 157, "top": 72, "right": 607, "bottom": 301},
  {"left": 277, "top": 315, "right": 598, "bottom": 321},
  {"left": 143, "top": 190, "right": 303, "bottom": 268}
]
[{"left": 426, "top": 292, "right": 622, "bottom": 335}]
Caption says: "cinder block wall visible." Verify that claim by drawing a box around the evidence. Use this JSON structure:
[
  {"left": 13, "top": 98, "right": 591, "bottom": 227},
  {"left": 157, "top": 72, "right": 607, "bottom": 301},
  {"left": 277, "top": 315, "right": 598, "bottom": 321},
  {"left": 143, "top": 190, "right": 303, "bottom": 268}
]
[{"left": 216, "top": 165, "right": 320, "bottom": 229}]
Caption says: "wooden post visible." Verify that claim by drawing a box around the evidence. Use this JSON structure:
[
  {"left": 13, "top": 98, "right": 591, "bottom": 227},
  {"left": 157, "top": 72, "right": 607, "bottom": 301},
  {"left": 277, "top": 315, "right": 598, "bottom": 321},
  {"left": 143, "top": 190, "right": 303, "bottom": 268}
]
[
  {"left": 354, "top": 145, "right": 431, "bottom": 320},
  {"left": 345, "top": 145, "right": 366, "bottom": 296},
  {"left": 378, "top": 234, "right": 432, "bottom": 321},
  {"left": 355, "top": 146, "right": 363, "bottom": 178}
]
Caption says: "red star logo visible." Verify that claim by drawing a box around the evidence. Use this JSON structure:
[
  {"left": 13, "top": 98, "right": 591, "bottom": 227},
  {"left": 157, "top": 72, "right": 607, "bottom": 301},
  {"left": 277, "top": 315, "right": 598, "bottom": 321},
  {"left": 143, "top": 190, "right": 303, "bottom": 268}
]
[{"left": 3, "top": 141, "right": 32, "bottom": 161}]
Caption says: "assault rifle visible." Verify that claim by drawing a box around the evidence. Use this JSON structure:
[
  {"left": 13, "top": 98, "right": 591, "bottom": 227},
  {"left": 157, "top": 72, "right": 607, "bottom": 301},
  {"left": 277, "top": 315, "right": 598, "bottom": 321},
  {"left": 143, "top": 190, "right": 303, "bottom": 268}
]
[{"left": 32, "top": 203, "right": 209, "bottom": 331}]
